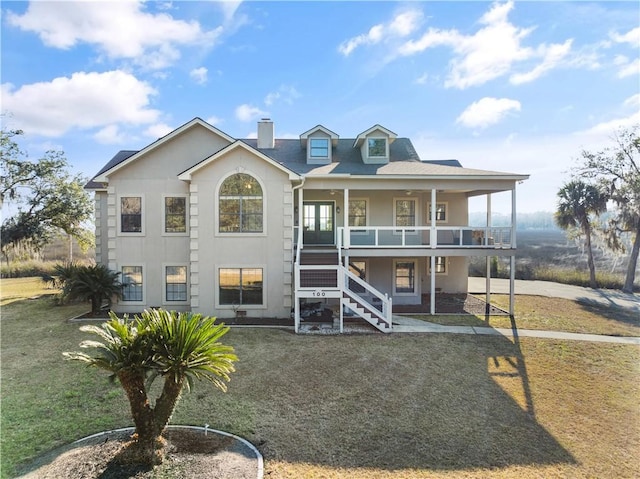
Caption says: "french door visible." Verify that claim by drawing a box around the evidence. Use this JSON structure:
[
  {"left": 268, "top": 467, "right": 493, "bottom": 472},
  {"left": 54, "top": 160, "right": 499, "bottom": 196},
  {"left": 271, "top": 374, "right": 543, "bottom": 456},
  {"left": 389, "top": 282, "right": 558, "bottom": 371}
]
[{"left": 302, "top": 202, "right": 335, "bottom": 245}]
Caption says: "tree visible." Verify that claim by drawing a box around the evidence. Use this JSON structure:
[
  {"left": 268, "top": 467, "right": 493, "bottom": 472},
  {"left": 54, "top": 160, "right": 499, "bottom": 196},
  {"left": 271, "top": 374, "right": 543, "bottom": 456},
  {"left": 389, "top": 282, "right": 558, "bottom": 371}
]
[
  {"left": 0, "top": 128, "right": 93, "bottom": 261},
  {"left": 577, "top": 126, "right": 640, "bottom": 293},
  {"left": 555, "top": 180, "right": 608, "bottom": 288},
  {"left": 61, "top": 263, "right": 122, "bottom": 315},
  {"left": 64, "top": 309, "right": 238, "bottom": 466}
]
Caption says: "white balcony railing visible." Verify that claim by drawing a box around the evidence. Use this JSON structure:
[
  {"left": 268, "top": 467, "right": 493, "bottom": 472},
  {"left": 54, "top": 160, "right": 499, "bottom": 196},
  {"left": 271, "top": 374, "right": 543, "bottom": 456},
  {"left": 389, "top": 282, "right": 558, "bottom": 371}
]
[{"left": 337, "top": 226, "right": 513, "bottom": 249}]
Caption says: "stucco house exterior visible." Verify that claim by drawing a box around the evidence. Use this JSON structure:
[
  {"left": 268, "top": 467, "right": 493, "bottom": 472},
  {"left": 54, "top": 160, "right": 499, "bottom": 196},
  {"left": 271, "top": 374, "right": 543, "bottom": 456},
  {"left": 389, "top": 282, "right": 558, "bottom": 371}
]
[{"left": 87, "top": 117, "right": 529, "bottom": 333}]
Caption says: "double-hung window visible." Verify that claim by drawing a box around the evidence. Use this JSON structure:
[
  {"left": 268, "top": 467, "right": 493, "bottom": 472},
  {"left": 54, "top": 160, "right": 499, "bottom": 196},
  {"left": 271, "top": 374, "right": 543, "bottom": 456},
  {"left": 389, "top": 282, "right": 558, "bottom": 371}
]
[
  {"left": 429, "top": 257, "right": 447, "bottom": 274},
  {"left": 219, "top": 268, "right": 263, "bottom": 306},
  {"left": 309, "top": 138, "right": 329, "bottom": 159},
  {"left": 395, "top": 199, "right": 416, "bottom": 228},
  {"left": 165, "top": 265, "right": 187, "bottom": 302},
  {"left": 348, "top": 199, "right": 367, "bottom": 228},
  {"left": 367, "top": 138, "right": 387, "bottom": 158},
  {"left": 121, "top": 197, "right": 142, "bottom": 233},
  {"left": 164, "top": 197, "right": 187, "bottom": 233},
  {"left": 395, "top": 260, "right": 416, "bottom": 294},
  {"left": 219, "top": 174, "right": 263, "bottom": 233},
  {"left": 122, "top": 266, "right": 143, "bottom": 301},
  {"left": 428, "top": 202, "right": 447, "bottom": 223}
]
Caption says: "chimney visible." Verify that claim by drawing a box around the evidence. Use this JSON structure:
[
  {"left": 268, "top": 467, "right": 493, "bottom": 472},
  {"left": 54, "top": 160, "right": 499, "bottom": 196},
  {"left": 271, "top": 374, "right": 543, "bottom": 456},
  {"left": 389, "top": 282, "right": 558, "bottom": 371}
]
[{"left": 257, "top": 118, "right": 274, "bottom": 149}]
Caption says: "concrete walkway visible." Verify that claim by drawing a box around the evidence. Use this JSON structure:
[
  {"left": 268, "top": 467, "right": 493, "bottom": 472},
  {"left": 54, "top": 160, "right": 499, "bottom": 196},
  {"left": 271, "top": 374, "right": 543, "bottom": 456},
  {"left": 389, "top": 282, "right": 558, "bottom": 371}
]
[{"left": 392, "top": 278, "right": 640, "bottom": 345}]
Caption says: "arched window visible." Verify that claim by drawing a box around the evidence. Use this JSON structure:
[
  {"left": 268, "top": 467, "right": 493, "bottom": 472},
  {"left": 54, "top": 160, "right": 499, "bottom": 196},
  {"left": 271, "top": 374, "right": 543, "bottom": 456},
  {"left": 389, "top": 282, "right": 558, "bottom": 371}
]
[{"left": 219, "top": 173, "right": 263, "bottom": 233}]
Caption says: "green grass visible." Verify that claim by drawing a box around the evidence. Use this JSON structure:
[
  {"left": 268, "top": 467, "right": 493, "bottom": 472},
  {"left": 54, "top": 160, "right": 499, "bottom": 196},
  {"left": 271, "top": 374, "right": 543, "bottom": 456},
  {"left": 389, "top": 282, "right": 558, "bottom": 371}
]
[
  {"left": 413, "top": 294, "right": 640, "bottom": 337},
  {"left": 1, "top": 278, "right": 639, "bottom": 479}
]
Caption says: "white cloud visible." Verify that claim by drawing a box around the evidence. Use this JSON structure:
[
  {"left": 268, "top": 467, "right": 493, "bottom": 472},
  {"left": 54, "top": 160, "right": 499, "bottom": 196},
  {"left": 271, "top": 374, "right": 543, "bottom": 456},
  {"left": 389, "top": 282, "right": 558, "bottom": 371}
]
[
  {"left": 94, "top": 125, "right": 126, "bottom": 145},
  {"left": 338, "top": 9, "right": 422, "bottom": 56},
  {"left": 414, "top": 72, "right": 429, "bottom": 85},
  {"left": 6, "top": 1, "right": 220, "bottom": 70},
  {"left": 205, "top": 116, "right": 223, "bottom": 126},
  {"left": 580, "top": 93, "right": 640, "bottom": 136},
  {"left": 144, "top": 123, "right": 174, "bottom": 139},
  {"left": 510, "top": 40, "right": 573, "bottom": 85},
  {"left": 456, "top": 97, "right": 521, "bottom": 129},
  {"left": 235, "top": 104, "right": 268, "bottom": 122},
  {"left": 610, "top": 26, "right": 640, "bottom": 45},
  {"left": 397, "top": 1, "right": 577, "bottom": 89},
  {"left": 190, "top": 67, "right": 208, "bottom": 85},
  {"left": 613, "top": 56, "right": 640, "bottom": 79},
  {"left": 1, "top": 70, "right": 160, "bottom": 137},
  {"left": 264, "top": 85, "right": 301, "bottom": 106}
]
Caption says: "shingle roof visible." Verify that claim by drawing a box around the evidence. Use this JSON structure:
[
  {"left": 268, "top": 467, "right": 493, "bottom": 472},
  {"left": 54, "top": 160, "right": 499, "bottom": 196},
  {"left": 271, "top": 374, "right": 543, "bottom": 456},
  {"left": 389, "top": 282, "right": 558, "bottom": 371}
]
[{"left": 86, "top": 136, "right": 527, "bottom": 189}]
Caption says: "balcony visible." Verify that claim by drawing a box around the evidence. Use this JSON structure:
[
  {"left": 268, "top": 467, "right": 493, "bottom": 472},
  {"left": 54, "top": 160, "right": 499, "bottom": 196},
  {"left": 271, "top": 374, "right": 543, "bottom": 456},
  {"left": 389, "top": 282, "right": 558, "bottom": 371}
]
[{"left": 338, "top": 226, "right": 513, "bottom": 249}]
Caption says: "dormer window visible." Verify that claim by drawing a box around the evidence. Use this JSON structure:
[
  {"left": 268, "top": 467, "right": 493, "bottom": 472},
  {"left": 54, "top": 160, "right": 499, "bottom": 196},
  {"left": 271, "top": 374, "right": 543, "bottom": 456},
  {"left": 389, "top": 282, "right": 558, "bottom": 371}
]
[
  {"left": 367, "top": 138, "right": 387, "bottom": 158},
  {"left": 310, "top": 138, "right": 330, "bottom": 159}
]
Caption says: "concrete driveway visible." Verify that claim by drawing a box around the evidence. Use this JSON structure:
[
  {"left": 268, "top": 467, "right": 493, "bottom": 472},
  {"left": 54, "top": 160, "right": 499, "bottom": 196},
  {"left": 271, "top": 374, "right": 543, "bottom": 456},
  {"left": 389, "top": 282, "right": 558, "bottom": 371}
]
[{"left": 468, "top": 277, "right": 640, "bottom": 315}]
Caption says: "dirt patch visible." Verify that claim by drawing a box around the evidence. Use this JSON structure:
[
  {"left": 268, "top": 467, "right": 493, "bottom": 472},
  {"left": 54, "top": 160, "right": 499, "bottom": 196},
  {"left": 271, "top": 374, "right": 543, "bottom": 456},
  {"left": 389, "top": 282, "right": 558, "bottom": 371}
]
[{"left": 16, "top": 428, "right": 260, "bottom": 479}]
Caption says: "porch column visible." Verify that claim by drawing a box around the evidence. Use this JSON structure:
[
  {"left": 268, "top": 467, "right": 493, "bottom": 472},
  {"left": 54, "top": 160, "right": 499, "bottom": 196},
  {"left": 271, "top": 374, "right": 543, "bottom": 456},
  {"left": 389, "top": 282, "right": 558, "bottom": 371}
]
[
  {"left": 298, "top": 187, "right": 304, "bottom": 249},
  {"left": 430, "top": 256, "right": 436, "bottom": 315},
  {"left": 511, "top": 185, "right": 517, "bottom": 248},
  {"left": 510, "top": 184, "right": 517, "bottom": 316},
  {"left": 430, "top": 189, "right": 437, "bottom": 249},
  {"left": 343, "top": 188, "right": 349, "bottom": 250},
  {"left": 510, "top": 255, "right": 515, "bottom": 316},
  {"left": 486, "top": 194, "right": 492, "bottom": 307}
]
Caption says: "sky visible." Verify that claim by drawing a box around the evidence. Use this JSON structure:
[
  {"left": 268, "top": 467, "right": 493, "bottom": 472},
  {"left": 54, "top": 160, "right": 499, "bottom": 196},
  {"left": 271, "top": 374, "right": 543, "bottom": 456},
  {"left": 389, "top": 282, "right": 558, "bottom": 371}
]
[{"left": 1, "top": 0, "right": 639, "bottom": 214}]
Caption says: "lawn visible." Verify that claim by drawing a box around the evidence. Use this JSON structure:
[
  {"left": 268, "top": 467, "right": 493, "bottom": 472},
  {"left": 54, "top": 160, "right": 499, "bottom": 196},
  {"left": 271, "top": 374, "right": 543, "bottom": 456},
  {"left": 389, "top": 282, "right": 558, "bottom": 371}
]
[{"left": 1, "top": 279, "right": 639, "bottom": 478}]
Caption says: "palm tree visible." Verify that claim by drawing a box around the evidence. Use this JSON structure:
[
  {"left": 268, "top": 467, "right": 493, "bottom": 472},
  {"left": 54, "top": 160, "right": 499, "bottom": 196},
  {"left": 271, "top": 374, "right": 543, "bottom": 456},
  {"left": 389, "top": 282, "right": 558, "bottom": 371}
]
[
  {"left": 65, "top": 264, "right": 121, "bottom": 315},
  {"left": 64, "top": 309, "right": 238, "bottom": 466},
  {"left": 555, "top": 180, "right": 608, "bottom": 288}
]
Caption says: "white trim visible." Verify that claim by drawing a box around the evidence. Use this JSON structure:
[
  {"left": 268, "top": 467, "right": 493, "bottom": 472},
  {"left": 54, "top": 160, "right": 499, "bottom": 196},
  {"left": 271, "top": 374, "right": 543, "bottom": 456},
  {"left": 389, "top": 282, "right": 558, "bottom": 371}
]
[
  {"left": 307, "top": 136, "right": 331, "bottom": 164},
  {"left": 162, "top": 194, "right": 189, "bottom": 236},
  {"left": 215, "top": 170, "right": 267, "bottom": 237},
  {"left": 393, "top": 258, "right": 419, "bottom": 296},
  {"left": 367, "top": 136, "right": 389, "bottom": 159},
  {"left": 427, "top": 201, "right": 449, "bottom": 224},
  {"left": 117, "top": 194, "right": 145, "bottom": 236},
  {"left": 348, "top": 197, "right": 369, "bottom": 234},
  {"left": 162, "top": 263, "right": 189, "bottom": 305},
  {"left": 353, "top": 124, "right": 397, "bottom": 148},
  {"left": 216, "top": 264, "right": 267, "bottom": 310},
  {"left": 119, "top": 263, "right": 146, "bottom": 304},
  {"left": 95, "top": 118, "right": 235, "bottom": 182},
  {"left": 427, "top": 256, "right": 449, "bottom": 275}
]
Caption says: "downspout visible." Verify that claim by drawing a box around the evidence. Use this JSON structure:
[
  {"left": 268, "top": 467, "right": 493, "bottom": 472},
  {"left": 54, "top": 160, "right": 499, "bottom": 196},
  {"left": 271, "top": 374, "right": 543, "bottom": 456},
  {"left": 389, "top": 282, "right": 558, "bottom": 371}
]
[{"left": 291, "top": 178, "right": 306, "bottom": 333}]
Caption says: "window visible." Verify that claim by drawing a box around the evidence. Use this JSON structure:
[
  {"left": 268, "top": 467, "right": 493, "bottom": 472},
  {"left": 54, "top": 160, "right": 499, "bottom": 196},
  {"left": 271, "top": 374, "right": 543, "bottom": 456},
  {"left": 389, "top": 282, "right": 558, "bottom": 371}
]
[
  {"left": 367, "top": 138, "right": 387, "bottom": 157},
  {"left": 429, "top": 257, "right": 447, "bottom": 274},
  {"left": 219, "top": 173, "right": 263, "bottom": 233},
  {"left": 165, "top": 197, "right": 187, "bottom": 233},
  {"left": 122, "top": 266, "right": 143, "bottom": 301},
  {"left": 165, "top": 266, "right": 187, "bottom": 301},
  {"left": 395, "top": 261, "right": 416, "bottom": 294},
  {"left": 395, "top": 199, "right": 416, "bottom": 227},
  {"left": 348, "top": 199, "right": 367, "bottom": 227},
  {"left": 121, "top": 197, "right": 142, "bottom": 233},
  {"left": 310, "top": 138, "right": 329, "bottom": 158},
  {"left": 428, "top": 202, "right": 447, "bottom": 223},
  {"left": 219, "top": 268, "right": 263, "bottom": 305}
]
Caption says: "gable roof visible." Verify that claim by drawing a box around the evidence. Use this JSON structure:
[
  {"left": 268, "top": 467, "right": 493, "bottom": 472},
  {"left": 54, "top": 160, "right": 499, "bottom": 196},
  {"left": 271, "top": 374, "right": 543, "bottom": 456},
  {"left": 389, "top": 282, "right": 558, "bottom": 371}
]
[
  {"left": 92, "top": 118, "right": 234, "bottom": 183},
  {"left": 353, "top": 124, "right": 398, "bottom": 148},
  {"left": 177, "top": 140, "right": 300, "bottom": 181},
  {"left": 299, "top": 125, "right": 339, "bottom": 147}
]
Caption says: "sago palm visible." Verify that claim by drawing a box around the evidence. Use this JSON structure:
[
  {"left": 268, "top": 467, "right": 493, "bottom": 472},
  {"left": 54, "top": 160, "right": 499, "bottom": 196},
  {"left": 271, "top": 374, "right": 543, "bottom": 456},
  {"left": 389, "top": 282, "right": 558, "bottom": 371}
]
[
  {"left": 64, "top": 309, "right": 238, "bottom": 466},
  {"left": 555, "top": 180, "right": 607, "bottom": 288},
  {"left": 65, "top": 263, "right": 122, "bottom": 315}
]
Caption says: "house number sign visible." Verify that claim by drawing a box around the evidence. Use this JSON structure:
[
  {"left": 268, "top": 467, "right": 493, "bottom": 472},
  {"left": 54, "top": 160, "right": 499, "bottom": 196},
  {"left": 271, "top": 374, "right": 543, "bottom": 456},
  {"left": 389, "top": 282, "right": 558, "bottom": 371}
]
[{"left": 312, "top": 290, "right": 327, "bottom": 297}]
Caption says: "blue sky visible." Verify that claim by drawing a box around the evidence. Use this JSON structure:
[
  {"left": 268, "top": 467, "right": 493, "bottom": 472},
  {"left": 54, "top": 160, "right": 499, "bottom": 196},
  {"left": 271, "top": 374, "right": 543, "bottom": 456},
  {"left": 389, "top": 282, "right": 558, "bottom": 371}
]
[{"left": 2, "top": 0, "right": 638, "bottom": 214}]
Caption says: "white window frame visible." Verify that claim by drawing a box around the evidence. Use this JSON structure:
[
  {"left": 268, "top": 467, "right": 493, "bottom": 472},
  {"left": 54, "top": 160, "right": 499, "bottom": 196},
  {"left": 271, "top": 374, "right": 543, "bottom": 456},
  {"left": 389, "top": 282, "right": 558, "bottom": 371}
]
[
  {"left": 348, "top": 198, "right": 369, "bottom": 234},
  {"left": 216, "top": 264, "right": 267, "bottom": 310},
  {"left": 428, "top": 256, "right": 448, "bottom": 275},
  {"left": 393, "top": 197, "right": 418, "bottom": 234},
  {"left": 367, "top": 137, "right": 388, "bottom": 158},
  {"left": 427, "top": 202, "right": 448, "bottom": 224},
  {"left": 162, "top": 195, "right": 189, "bottom": 236},
  {"left": 309, "top": 137, "right": 330, "bottom": 160},
  {"left": 215, "top": 170, "right": 267, "bottom": 237},
  {"left": 117, "top": 194, "right": 145, "bottom": 236},
  {"left": 393, "top": 259, "right": 418, "bottom": 296},
  {"left": 120, "top": 264, "right": 145, "bottom": 304},
  {"left": 163, "top": 263, "right": 189, "bottom": 304}
]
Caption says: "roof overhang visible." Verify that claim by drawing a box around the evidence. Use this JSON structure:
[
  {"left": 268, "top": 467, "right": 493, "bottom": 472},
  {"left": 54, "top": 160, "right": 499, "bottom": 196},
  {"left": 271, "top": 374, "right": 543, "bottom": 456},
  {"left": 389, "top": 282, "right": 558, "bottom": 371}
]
[
  {"left": 353, "top": 124, "right": 398, "bottom": 148},
  {"left": 299, "top": 125, "right": 340, "bottom": 147}
]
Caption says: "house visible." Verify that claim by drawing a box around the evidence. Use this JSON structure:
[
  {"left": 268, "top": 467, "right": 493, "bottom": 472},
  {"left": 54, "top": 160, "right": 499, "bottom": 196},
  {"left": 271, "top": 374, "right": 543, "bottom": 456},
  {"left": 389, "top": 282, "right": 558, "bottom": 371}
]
[{"left": 86, "top": 117, "right": 529, "bottom": 333}]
